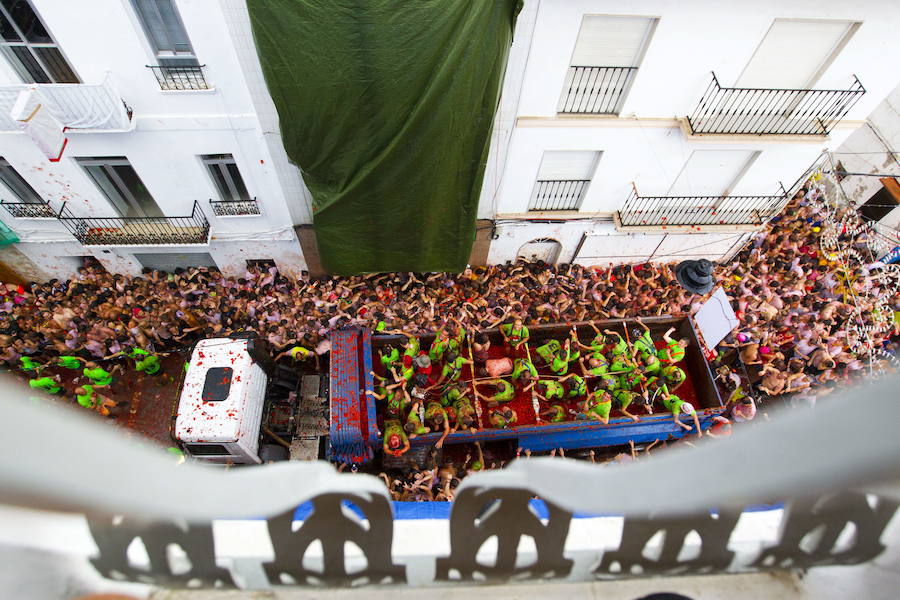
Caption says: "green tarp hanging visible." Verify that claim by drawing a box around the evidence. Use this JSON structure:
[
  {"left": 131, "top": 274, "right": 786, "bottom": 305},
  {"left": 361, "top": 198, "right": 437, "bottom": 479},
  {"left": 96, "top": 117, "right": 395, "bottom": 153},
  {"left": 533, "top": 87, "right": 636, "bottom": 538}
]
[{"left": 248, "top": 0, "right": 519, "bottom": 274}]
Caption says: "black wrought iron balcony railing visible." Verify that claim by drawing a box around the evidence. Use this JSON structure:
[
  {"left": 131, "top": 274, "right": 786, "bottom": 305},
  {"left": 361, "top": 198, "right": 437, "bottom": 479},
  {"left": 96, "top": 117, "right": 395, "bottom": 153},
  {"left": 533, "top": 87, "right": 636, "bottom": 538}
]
[
  {"left": 209, "top": 198, "right": 260, "bottom": 216},
  {"left": 0, "top": 200, "right": 56, "bottom": 219},
  {"left": 618, "top": 184, "right": 787, "bottom": 227},
  {"left": 57, "top": 200, "right": 210, "bottom": 246},
  {"left": 687, "top": 72, "right": 865, "bottom": 136},
  {"left": 559, "top": 66, "right": 638, "bottom": 115},
  {"left": 146, "top": 65, "right": 209, "bottom": 91},
  {"left": 529, "top": 180, "right": 590, "bottom": 211}
]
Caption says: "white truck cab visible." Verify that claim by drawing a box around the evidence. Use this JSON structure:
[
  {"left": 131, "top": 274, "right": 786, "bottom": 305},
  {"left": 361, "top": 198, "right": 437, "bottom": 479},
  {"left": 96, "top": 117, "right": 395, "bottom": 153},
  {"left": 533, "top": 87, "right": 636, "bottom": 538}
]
[{"left": 175, "top": 338, "right": 269, "bottom": 464}]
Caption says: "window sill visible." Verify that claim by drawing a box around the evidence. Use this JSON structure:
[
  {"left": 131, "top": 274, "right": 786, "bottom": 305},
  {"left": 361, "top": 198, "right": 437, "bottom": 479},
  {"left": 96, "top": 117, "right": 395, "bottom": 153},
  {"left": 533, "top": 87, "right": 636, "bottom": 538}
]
[{"left": 157, "top": 87, "right": 217, "bottom": 95}]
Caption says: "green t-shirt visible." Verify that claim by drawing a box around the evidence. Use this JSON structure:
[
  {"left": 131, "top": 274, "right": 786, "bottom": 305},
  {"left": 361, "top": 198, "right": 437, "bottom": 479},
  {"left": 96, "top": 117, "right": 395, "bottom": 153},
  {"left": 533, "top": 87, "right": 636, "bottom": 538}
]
[
  {"left": 512, "top": 359, "right": 538, "bottom": 381},
  {"left": 383, "top": 419, "right": 408, "bottom": 450},
  {"left": 614, "top": 389, "right": 637, "bottom": 410},
  {"left": 425, "top": 401, "right": 447, "bottom": 424},
  {"left": 587, "top": 364, "right": 609, "bottom": 377},
  {"left": 633, "top": 330, "right": 655, "bottom": 356},
  {"left": 429, "top": 338, "right": 449, "bottom": 361},
  {"left": 492, "top": 379, "right": 514, "bottom": 402},
  {"left": 380, "top": 347, "right": 399, "bottom": 370},
  {"left": 76, "top": 385, "right": 96, "bottom": 408},
  {"left": 83, "top": 366, "right": 113, "bottom": 386},
  {"left": 661, "top": 365, "right": 686, "bottom": 384},
  {"left": 501, "top": 323, "right": 529, "bottom": 343},
  {"left": 290, "top": 346, "right": 311, "bottom": 360},
  {"left": 29, "top": 377, "right": 61, "bottom": 394},
  {"left": 663, "top": 393, "right": 693, "bottom": 415},
  {"left": 658, "top": 340, "right": 686, "bottom": 364},
  {"left": 406, "top": 406, "right": 428, "bottom": 435},
  {"left": 550, "top": 351, "right": 570, "bottom": 375},
  {"left": 403, "top": 335, "right": 420, "bottom": 357},
  {"left": 136, "top": 355, "right": 161, "bottom": 374},
  {"left": 20, "top": 356, "right": 41, "bottom": 371},
  {"left": 129, "top": 348, "right": 150, "bottom": 359},
  {"left": 442, "top": 387, "right": 464, "bottom": 407},
  {"left": 547, "top": 404, "right": 566, "bottom": 422},
  {"left": 607, "top": 333, "right": 627, "bottom": 356},
  {"left": 588, "top": 393, "right": 612, "bottom": 419},
  {"left": 441, "top": 356, "right": 466, "bottom": 381},
  {"left": 566, "top": 375, "right": 587, "bottom": 397},
  {"left": 57, "top": 356, "right": 82, "bottom": 369},
  {"left": 540, "top": 380, "right": 564, "bottom": 400}
]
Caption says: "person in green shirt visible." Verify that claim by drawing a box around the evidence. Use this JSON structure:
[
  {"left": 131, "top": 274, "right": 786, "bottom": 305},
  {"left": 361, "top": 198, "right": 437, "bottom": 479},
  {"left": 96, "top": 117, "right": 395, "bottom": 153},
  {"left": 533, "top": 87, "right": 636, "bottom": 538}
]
[
  {"left": 82, "top": 361, "right": 120, "bottom": 387},
  {"left": 365, "top": 379, "right": 406, "bottom": 418},
  {"left": 452, "top": 396, "right": 478, "bottom": 433},
  {"left": 429, "top": 328, "right": 451, "bottom": 362},
  {"left": 489, "top": 406, "right": 517, "bottom": 429},
  {"left": 19, "top": 356, "right": 43, "bottom": 373},
  {"left": 28, "top": 374, "right": 62, "bottom": 395},
  {"left": 500, "top": 317, "right": 529, "bottom": 350},
  {"left": 661, "top": 365, "right": 686, "bottom": 391},
  {"left": 383, "top": 419, "right": 410, "bottom": 456},
  {"left": 539, "top": 403, "right": 568, "bottom": 423},
  {"left": 446, "top": 317, "right": 467, "bottom": 354},
  {"left": 377, "top": 345, "right": 400, "bottom": 372},
  {"left": 511, "top": 357, "right": 538, "bottom": 383},
  {"left": 580, "top": 389, "right": 612, "bottom": 424},
  {"left": 440, "top": 382, "right": 468, "bottom": 407},
  {"left": 424, "top": 401, "right": 451, "bottom": 448},
  {"left": 74, "top": 384, "right": 117, "bottom": 417},
  {"left": 613, "top": 389, "right": 641, "bottom": 422},
  {"left": 433, "top": 351, "right": 472, "bottom": 388},
  {"left": 387, "top": 330, "right": 420, "bottom": 360},
  {"left": 56, "top": 355, "right": 84, "bottom": 370},
  {"left": 608, "top": 353, "right": 636, "bottom": 376},
  {"left": 474, "top": 378, "right": 515, "bottom": 405},
  {"left": 631, "top": 317, "right": 658, "bottom": 357},
  {"left": 535, "top": 339, "right": 561, "bottom": 365},
  {"left": 637, "top": 347, "right": 662, "bottom": 376},
  {"left": 662, "top": 390, "right": 702, "bottom": 436},
  {"left": 559, "top": 373, "right": 587, "bottom": 399},
  {"left": 274, "top": 345, "right": 318, "bottom": 368},
  {"left": 549, "top": 339, "right": 573, "bottom": 376},
  {"left": 579, "top": 354, "right": 609, "bottom": 377},
  {"left": 534, "top": 379, "right": 564, "bottom": 402},
  {"left": 658, "top": 327, "right": 689, "bottom": 365},
  {"left": 403, "top": 403, "right": 429, "bottom": 438},
  {"left": 604, "top": 330, "right": 628, "bottom": 357}
]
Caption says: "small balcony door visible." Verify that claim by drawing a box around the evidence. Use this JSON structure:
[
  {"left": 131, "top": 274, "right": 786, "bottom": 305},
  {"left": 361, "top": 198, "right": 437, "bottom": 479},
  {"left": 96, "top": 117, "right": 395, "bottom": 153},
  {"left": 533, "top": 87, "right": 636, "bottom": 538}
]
[{"left": 77, "top": 157, "right": 163, "bottom": 218}]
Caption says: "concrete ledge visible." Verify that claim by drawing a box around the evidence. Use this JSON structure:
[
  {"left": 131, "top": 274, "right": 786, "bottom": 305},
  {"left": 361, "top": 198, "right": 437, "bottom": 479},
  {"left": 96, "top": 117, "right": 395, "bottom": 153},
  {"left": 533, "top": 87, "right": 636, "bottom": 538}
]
[
  {"left": 677, "top": 117, "right": 832, "bottom": 143},
  {"left": 496, "top": 212, "right": 615, "bottom": 221}
]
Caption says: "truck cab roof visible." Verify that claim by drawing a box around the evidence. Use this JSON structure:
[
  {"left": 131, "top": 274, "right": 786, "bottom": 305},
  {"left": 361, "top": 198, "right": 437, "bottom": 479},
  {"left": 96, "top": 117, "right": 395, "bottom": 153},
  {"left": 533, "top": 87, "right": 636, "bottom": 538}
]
[{"left": 175, "top": 338, "right": 267, "bottom": 444}]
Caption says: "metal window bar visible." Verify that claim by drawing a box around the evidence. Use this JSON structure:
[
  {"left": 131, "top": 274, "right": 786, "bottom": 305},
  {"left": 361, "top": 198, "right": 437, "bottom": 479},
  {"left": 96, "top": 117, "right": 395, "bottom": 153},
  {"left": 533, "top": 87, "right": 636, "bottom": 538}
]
[
  {"left": 618, "top": 184, "right": 787, "bottom": 226},
  {"left": 0, "top": 200, "right": 56, "bottom": 219},
  {"left": 209, "top": 198, "right": 260, "bottom": 216},
  {"left": 529, "top": 180, "right": 590, "bottom": 211},
  {"left": 57, "top": 199, "right": 210, "bottom": 246},
  {"left": 687, "top": 72, "right": 866, "bottom": 136},
  {"left": 559, "top": 66, "right": 638, "bottom": 115},
  {"left": 146, "top": 65, "right": 208, "bottom": 91}
]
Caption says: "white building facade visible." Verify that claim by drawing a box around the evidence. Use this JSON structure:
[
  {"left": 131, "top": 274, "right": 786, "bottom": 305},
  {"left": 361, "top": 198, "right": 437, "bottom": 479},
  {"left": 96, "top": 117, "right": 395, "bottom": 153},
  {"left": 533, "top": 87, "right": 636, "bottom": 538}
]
[
  {"left": 0, "top": 0, "right": 313, "bottom": 280},
  {"left": 478, "top": 0, "right": 900, "bottom": 266}
]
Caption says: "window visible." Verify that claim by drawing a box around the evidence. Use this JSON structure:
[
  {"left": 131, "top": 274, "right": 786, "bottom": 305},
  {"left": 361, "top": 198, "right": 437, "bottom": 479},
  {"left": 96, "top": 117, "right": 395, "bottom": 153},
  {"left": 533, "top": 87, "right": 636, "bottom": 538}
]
[
  {"left": 0, "top": 0, "right": 78, "bottom": 83},
  {"left": 738, "top": 19, "right": 859, "bottom": 88},
  {"left": 667, "top": 150, "right": 760, "bottom": 197},
  {"left": 0, "top": 157, "right": 42, "bottom": 203},
  {"left": 130, "top": 0, "right": 198, "bottom": 66},
  {"left": 185, "top": 444, "right": 230, "bottom": 456},
  {"left": 558, "top": 15, "right": 657, "bottom": 114},
  {"left": 76, "top": 157, "right": 163, "bottom": 218},
  {"left": 529, "top": 151, "right": 599, "bottom": 211},
  {"left": 202, "top": 154, "right": 250, "bottom": 202},
  {"left": 202, "top": 367, "right": 233, "bottom": 402},
  {"left": 858, "top": 179, "right": 899, "bottom": 223}
]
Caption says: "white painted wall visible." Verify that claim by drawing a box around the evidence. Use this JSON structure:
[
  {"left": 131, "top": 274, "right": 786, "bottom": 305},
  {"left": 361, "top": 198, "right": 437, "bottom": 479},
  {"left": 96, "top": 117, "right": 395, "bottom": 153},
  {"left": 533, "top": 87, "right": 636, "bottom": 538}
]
[
  {"left": 479, "top": 0, "right": 900, "bottom": 265},
  {"left": 0, "top": 0, "right": 313, "bottom": 278},
  {"left": 518, "top": 0, "right": 900, "bottom": 121}
]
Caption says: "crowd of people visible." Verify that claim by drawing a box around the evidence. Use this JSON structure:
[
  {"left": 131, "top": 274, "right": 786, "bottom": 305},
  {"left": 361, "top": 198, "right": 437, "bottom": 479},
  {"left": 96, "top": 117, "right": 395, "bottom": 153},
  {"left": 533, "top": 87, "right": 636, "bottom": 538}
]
[{"left": 1, "top": 178, "right": 897, "bottom": 486}]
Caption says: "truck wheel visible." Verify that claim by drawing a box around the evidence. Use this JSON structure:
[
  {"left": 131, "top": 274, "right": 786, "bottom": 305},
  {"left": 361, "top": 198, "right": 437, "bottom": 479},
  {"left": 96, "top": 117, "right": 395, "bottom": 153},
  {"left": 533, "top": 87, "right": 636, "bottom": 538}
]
[{"left": 259, "top": 444, "right": 290, "bottom": 463}]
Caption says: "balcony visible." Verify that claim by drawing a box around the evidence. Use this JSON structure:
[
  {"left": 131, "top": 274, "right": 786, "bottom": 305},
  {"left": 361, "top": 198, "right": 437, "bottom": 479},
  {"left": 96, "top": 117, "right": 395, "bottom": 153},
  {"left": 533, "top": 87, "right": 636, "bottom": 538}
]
[
  {"left": 0, "top": 200, "right": 56, "bottom": 219},
  {"left": 209, "top": 198, "right": 260, "bottom": 217},
  {"left": 57, "top": 200, "right": 210, "bottom": 246},
  {"left": 0, "top": 77, "right": 132, "bottom": 132},
  {"left": 529, "top": 180, "right": 590, "bottom": 211},
  {"left": 618, "top": 184, "right": 787, "bottom": 227},
  {"left": 687, "top": 72, "right": 865, "bottom": 136},
  {"left": 147, "top": 65, "right": 209, "bottom": 91},
  {"left": 558, "top": 66, "right": 638, "bottom": 115}
]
